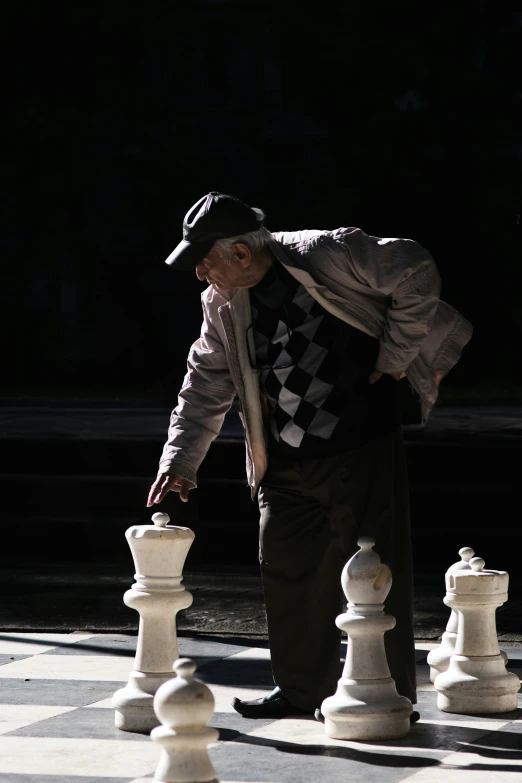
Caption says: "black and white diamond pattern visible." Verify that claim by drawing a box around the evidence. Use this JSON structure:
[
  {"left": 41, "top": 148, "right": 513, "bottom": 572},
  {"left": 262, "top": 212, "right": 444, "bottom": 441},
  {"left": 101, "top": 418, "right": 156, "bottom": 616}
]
[{"left": 251, "top": 282, "right": 342, "bottom": 448}]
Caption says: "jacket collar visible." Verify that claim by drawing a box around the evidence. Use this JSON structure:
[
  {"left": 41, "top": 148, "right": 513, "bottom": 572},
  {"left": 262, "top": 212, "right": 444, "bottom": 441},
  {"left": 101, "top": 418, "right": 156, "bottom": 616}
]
[{"left": 268, "top": 238, "right": 320, "bottom": 290}]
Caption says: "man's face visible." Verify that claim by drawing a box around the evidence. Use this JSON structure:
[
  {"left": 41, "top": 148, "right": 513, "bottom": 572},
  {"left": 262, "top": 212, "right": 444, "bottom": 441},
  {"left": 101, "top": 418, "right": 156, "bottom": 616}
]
[{"left": 194, "top": 245, "right": 251, "bottom": 290}]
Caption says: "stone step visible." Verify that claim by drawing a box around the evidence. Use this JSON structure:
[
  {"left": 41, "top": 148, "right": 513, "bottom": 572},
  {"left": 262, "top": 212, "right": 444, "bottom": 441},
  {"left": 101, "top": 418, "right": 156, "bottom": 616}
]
[
  {"left": 3, "top": 433, "right": 520, "bottom": 484},
  {"left": 3, "top": 497, "right": 520, "bottom": 573},
  {"left": 2, "top": 404, "right": 521, "bottom": 573},
  {"left": 1, "top": 436, "right": 246, "bottom": 478}
]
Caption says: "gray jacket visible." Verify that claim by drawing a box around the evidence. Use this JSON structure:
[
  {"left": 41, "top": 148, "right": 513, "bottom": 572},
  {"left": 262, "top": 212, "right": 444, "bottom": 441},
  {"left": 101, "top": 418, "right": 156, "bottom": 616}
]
[{"left": 159, "top": 228, "right": 473, "bottom": 496}]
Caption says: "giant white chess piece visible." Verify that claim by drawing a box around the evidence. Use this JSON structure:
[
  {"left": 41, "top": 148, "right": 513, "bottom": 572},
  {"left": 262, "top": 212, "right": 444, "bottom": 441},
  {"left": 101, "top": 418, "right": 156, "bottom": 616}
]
[
  {"left": 427, "top": 547, "right": 475, "bottom": 682},
  {"left": 113, "top": 512, "right": 195, "bottom": 733},
  {"left": 321, "top": 537, "right": 412, "bottom": 740},
  {"left": 434, "top": 556, "right": 520, "bottom": 714},
  {"left": 152, "top": 658, "right": 219, "bottom": 783}
]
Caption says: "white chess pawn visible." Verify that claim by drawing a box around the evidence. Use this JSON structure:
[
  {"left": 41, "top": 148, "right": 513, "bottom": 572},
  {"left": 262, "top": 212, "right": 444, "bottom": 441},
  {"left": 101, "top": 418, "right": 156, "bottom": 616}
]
[
  {"left": 427, "top": 547, "right": 475, "bottom": 682},
  {"left": 321, "top": 537, "right": 412, "bottom": 740},
  {"left": 113, "top": 512, "right": 195, "bottom": 733},
  {"left": 434, "top": 556, "right": 520, "bottom": 714},
  {"left": 152, "top": 658, "right": 219, "bottom": 783}
]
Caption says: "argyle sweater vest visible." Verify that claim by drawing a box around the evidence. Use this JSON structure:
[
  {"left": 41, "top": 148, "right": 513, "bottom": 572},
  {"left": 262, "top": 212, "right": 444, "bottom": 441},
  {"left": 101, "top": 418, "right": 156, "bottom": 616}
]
[{"left": 249, "top": 261, "right": 399, "bottom": 458}]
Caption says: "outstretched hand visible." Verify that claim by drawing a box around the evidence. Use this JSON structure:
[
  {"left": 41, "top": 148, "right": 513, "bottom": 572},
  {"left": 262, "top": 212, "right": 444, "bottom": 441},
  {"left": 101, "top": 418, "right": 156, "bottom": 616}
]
[
  {"left": 369, "top": 369, "right": 406, "bottom": 384},
  {"left": 147, "top": 473, "right": 191, "bottom": 506}
]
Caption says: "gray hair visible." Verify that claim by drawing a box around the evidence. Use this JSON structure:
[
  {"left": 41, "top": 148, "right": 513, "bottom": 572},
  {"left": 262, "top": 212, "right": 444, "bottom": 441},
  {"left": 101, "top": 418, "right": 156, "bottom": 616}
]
[{"left": 213, "top": 208, "right": 271, "bottom": 265}]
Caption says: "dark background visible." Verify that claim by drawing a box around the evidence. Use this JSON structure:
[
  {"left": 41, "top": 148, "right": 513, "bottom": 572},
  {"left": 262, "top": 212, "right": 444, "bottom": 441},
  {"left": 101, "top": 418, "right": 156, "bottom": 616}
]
[{"left": 4, "top": 1, "right": 521, "bottom": 405}]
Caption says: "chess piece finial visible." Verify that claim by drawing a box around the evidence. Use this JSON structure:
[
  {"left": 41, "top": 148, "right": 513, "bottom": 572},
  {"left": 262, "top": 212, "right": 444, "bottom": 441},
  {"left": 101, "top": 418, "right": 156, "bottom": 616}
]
[
  {"left": 152, "top": 512, "right": 170, "bottom": 528},
  {"left": 470, "top": 556, "right": 485, "bottom": 572},
  {"left": 321, "top": 539, "right": 412, "bottom": 740},
  {"left": 174, "top": 657, "right": 196, "bottom": 679},
  {"left": 152, "top": 657, "right": 219, "bottom": 783},
  {"left": 458, "top": 547, "right": 474, "bottom": 563}
]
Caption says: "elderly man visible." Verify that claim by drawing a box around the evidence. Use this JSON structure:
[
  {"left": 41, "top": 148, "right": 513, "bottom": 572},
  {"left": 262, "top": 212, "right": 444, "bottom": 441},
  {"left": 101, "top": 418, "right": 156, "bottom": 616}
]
[{"left": 147, "top": 191, "right": 472, "bottom": 721}]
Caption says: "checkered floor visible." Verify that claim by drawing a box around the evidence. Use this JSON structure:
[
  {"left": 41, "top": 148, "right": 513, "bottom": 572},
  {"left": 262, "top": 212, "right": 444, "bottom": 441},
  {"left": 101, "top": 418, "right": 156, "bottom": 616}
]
[{"left": 0, "top": 633, "right": 520, "bottom": 783}]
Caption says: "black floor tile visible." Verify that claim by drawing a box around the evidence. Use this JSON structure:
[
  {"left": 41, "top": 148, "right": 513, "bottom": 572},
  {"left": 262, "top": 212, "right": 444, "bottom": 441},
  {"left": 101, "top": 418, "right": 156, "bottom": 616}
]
[
  {"left": 0, "top": 654, "right": 31, "bottom": 666},
  {"left": 0, "top": 679, "right": 123, "bottom": 706},
  {"left": 9, "top": 707, "right": 150, "bottom": 741}
]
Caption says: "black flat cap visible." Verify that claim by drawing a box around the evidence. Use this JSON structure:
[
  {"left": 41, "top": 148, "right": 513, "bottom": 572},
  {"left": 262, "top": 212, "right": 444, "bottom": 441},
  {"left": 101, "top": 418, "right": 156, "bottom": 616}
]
[{"left": 165, "top": 191, "right": 263, "bottom": 270}]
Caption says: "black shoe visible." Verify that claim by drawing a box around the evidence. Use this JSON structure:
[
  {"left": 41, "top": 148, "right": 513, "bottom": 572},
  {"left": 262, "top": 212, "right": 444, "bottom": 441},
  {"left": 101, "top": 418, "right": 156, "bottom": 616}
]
[
  {"left": 410, "top": 710, "right": 420, "bottom": 724},
  {"left": 232, "top": 686, "right": 309, "bottom": 719}
]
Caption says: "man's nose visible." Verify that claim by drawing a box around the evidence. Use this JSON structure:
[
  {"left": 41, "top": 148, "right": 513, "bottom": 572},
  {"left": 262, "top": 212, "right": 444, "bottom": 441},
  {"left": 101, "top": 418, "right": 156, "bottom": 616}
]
[{"left": 195, "top": 265, "right": 206, "bottom": 281}]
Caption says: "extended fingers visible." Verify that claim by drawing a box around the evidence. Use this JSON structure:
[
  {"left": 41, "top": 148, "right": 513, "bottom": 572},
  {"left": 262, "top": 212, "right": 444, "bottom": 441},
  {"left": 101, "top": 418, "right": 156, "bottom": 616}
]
[
  {"left": 146, "top": 474, "right": 191, "bottom": 506},
  {"left": 147, "top": 474, "right": 178, "bottom": 507}
]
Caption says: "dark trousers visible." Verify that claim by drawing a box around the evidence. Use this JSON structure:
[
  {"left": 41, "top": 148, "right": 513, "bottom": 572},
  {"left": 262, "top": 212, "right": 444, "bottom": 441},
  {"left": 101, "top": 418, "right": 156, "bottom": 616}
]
[{"left": 258, "top": 429, "right": 416, "bottom": 711}]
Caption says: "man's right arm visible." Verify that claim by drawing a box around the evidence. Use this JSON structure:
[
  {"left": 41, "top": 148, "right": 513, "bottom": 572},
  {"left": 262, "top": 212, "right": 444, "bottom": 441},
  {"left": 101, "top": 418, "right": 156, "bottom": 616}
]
[{"left": 148, "top": 293, "right": 236, "bottom": 505}]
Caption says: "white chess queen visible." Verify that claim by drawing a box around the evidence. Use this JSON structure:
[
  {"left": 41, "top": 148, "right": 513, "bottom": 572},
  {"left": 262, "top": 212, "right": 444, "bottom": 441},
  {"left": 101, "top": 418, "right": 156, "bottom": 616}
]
[{"left": 113, "top": 512, "right": 195, "bottom": 733}]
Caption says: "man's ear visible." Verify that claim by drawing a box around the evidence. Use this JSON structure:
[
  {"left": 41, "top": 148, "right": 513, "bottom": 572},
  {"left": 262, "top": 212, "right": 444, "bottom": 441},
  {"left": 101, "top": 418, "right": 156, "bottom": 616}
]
[{"left": 233, "top": 242, "right": 252, "bottom": 268}]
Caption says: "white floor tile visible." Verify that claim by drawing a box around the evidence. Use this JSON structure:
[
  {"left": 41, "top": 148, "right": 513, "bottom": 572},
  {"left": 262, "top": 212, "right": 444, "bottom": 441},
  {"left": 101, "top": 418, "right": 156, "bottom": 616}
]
[
  {"left": 405, "top": 774, "right": 515, "bottom": 782},
  {"left": 415, "top": 643, "right": 441, "bottom": 651},
  {"left": 0, "top": 654, "right": 133, "bottom": 681},
  {"left": 0, "top": 736, "right": 159, "bottom": 777},
  {"left": 244, "top": 717, "right": 500, "bottom": 757},
  {"left": 403, "top": 750, "right": 522, "bottom": 781},
  {"left": 0, "top": 705, "right": 76, "bottom": 735},
  {"left": 245, "top": 717, "right": 329, "bottom": 743},
  {"left": 244, "top": 717, "right": 415, "bottom": 750},
  {"left": 445, "top": 749, "right": 522, "bottom": 769},
  {"left": 421, "top": 718, "right": 510, "bottom": 731},
  {"left": 0, "top": 632, "right": 96, "bottom": 655},
  {"left": 83, "top": 697, "right": 115, "bottom": 709},
  {"left": 224, "top": 648, "right": 272, "bottom": 661}
]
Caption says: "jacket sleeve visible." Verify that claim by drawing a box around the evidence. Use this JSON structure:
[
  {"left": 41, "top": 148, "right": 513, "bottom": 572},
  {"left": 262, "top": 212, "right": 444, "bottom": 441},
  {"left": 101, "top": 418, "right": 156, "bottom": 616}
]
[
  {"left": 158, "top": 295, "right": 236, "bottom": 490},
  {"left": 335, "top": 229, "right": 442, "bottom": 374}
]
